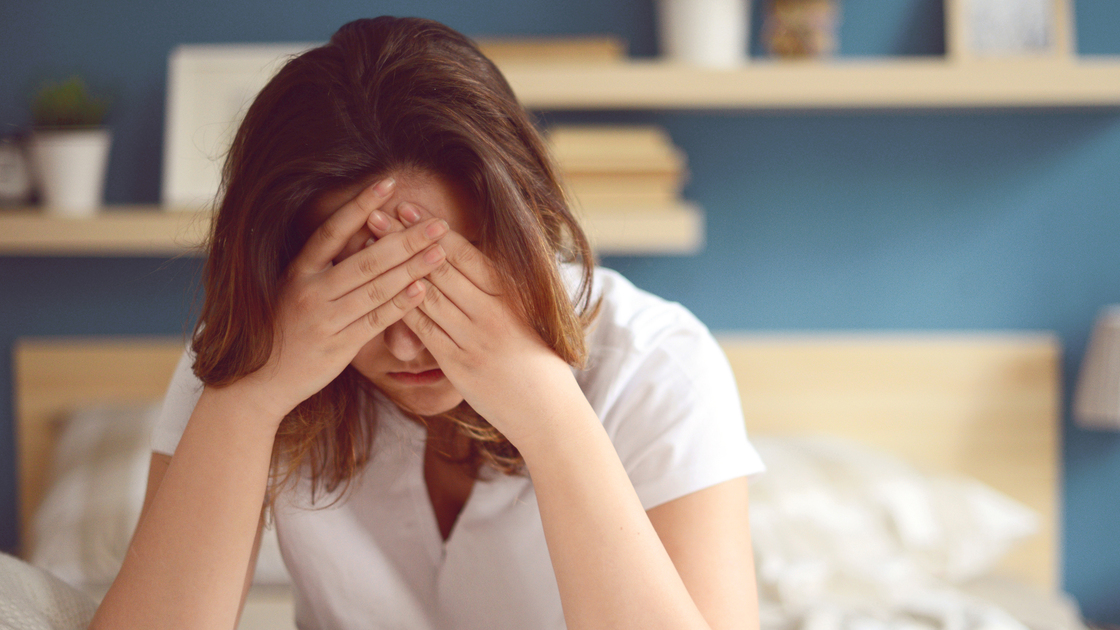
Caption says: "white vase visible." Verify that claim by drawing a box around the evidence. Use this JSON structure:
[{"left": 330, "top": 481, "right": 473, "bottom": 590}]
[
  {"left": 657, "top": 0, "right": 750, "bottom": 67},
  {"left": 29, "top": 128, "right": 112, "bottom": 217}
]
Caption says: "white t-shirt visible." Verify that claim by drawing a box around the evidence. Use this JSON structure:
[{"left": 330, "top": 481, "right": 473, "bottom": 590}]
[{"left": 152, "top": 266, "right": 765, "bottom": 630}]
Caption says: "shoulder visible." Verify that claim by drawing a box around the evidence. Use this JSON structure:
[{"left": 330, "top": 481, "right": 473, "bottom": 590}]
[
  {"left": 572, "top": 266, "right": 729, "bottom": 407},
  {"left": 570, "top": 266, "right": 747, "bottom": 460},
  {"left": 567, "top": 266, "right": 763, "bottom": 509},
  {"left": 589, "top": 266, "right": 702, "bottom": 340}
]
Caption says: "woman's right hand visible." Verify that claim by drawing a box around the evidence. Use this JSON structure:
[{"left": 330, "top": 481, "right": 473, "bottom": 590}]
[{"left": 237, "top": 177, "right": 449, "bottom": 421}]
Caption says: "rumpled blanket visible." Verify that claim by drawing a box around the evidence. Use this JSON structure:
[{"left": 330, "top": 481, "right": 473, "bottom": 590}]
[{"left": 750, "top": 436, "right": 1069, "bottom": 630}]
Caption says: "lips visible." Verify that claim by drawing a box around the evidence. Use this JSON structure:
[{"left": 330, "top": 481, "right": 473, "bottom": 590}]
[{"left": 387, "top": 368, "right": 445, "bottom": 385}]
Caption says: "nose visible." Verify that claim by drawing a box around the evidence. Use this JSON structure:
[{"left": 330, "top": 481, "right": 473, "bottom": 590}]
[{"left": 382, "top": 320, "right": 426, "bottom": 362}]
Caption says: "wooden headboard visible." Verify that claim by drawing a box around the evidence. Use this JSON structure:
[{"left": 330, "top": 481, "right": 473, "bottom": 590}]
[
  {"left": 13, "top": 332, "right": 1061, "bottom": 591},
  {"left": 719, "top": 332, "right": 1061, "bottom": 592},
  {"left": 14, "top": 337, "right": 187, "bottom": 556}
]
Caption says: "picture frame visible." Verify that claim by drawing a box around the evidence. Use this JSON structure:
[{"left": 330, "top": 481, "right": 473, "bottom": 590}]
[
  {"left": 161, "top": 44, "right": 314, "bottom": 210},
  {"left": 944, "top": 0, "right": 1075, "bottom": 63}
]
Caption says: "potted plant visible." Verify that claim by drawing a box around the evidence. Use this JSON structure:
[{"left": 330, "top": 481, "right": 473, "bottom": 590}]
[{"left": 28, "top": 76, "right": 112, "bottom": 216}]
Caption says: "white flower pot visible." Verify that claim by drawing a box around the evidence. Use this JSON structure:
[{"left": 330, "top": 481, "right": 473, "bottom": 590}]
[
  {"left": 29, "top": 128, "right": 112, "bottom": 217},
  {"left": 657, "top": 0, "right": 750, "bottom": 67}
]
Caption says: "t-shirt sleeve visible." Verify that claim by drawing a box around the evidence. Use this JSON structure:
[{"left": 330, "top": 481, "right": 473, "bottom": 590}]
[
  {"left": 592, "top": 311, "right": 766, "bottom": 511},
  {"left": 150, "top": 346, "right": 204, "bottom": 456}
]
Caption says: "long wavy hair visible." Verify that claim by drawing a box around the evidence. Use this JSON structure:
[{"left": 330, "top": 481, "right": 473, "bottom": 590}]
[{"left": 191, "top": 17, "right": 597, "bottom": 504}]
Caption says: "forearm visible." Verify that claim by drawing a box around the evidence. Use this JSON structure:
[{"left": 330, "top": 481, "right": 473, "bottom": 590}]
[
  {"left": 91, "top": 385, "right": 281, "bottom": 630},
  {"left": 519, "top": 390, "right": 710, "bottom": 630}
]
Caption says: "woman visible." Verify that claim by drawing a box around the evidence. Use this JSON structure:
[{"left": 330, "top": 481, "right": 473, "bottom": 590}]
[{"left": 92, "top": 16, "right": 764, "bottom": 630}]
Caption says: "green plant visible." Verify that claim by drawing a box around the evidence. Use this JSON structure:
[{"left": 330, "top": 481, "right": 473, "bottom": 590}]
[{"left": 31, "top": 76, "right": 109, "bottom": 129}]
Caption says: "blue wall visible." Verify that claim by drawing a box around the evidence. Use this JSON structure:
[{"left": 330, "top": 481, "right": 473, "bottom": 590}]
[{"left": 3, "top": 0, "right": 1119, "bottom": 620}]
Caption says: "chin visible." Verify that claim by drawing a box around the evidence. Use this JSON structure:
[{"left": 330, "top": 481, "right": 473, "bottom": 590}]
[
  {"left": 379, "top": 385, "right": 465, "bottom": 418},
  {"left": 404, "top": 399, "right": 465, "bottom": 418}
]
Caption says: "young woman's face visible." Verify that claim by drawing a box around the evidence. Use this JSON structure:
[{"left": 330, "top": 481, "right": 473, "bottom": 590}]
[{"left": 311, "top": 169, "right": 481, "bottom": 417}]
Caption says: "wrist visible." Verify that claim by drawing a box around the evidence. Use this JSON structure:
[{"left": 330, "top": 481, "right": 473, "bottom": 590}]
[
  {"left": 507, "top": 377, "right": 601, "bottom": 464},
  {"left": 200, "top": 378, "right": 291, "bottom": 435}
]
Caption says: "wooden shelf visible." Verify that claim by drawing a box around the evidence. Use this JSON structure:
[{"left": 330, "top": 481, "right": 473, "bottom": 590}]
[
  {"left": 500, "top": 57, "right": 1120, "bottom": 110},
  {"left": 0, "top": 207, "right": 209, "bottom": 257},
  {"left": 0, "top": 205, "right": 703, "bottom": 257},
  {"left": 17, "top": 56, "right": 1112, "bottom": 259}
]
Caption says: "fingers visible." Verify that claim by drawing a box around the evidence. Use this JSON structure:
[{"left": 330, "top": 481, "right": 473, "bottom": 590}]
[
  {"left": 366, "top": 204, "right": 408, "bottom": 240},
  {"left": 433, "top": 231, "right": 502, "bottom": 297},
  {"left": 337, "top": 201, "right": 408, "bottom": 263},
  {"left": 416, "top": 276, "right": 474, "bottom": 340},
  {"left": 402, "top": 303, "right": 461, "bottom": 353},
  {"left": 397, "top": 203, "right": 501, "bottom": 296},
  {"left": 339, "top": 279, "right": 427, "bottom": 348},
  {"left": 331, "top": 241, "right": 446, "bottom": 331},
  {"left": 322, "top": 217, "right": 449, "bottom": 300},
  {"left": 293, "top": 178, "right": 396, "bottom": 275},
  {"left": 425, "top": 254, "right": 486, "bottom": 321}
]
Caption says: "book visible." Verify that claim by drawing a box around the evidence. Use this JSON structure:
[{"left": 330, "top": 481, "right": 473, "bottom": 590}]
[
  {"left": 545, "top": 125, "right": 690, "bottom": 211},
  {"left": 475, "top": 37, "right": 626, "bottom": 64},
  {"left": 547, "top": 125, "right": 685, "bottom": 173},
  {"left": 562, "top": 172, "right": 684, "bottom": 207}
]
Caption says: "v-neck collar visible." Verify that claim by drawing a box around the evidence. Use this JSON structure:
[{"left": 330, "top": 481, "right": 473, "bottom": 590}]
[
  {"left": 418, "top": 456, "right": 476, "bottom": 560},
  {"left": 384, "top": 405, "right": 476, "bottom": 562}
]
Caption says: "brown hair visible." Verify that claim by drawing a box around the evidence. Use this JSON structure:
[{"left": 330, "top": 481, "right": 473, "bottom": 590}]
[{"left": 191, "top": 17, "right": 597, "bottom": 503}]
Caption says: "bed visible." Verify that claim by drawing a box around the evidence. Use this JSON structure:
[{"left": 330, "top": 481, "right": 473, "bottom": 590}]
[{"left": 8, "top": 332, "right": 1083, "bottom": 630}]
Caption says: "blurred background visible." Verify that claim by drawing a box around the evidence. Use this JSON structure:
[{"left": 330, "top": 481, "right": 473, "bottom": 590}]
[{"left": 1, "top": 0, "right": 1119, "bottom": 622}]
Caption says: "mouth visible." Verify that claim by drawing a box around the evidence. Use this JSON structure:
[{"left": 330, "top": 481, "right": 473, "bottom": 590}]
[{"left": 387, "top": 368, "right": 445, "bottom": 385}]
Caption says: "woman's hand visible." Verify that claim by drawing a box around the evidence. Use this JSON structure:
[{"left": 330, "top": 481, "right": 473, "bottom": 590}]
[
  {"left": 371, "top": 202, "right": 585, "bottom": 447},
  {"left": 239, "top": 179, "right": 451, "bottom": 421},
  {"left": 374, "top": 205, "right": 728, "bottom": 630}
]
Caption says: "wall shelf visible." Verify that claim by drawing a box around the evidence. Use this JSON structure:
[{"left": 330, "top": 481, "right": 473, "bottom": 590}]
[
  {"left": 0, "top": 208, "right": 209, "bottom": 257},
  {"left": 10, "top": 55, "right": 1116, "bottom": 259},
  {"left": 501, "top": 57, "right": 1120, "bottom": 110},
  {"left": 0, "top": 205, "right": 703, "bottom": 257}
]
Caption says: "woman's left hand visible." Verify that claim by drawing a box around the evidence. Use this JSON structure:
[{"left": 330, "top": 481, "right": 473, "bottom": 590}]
[
  {"left": 372, "top": 203, "right": 585, "bottom": 447},
  {"left": 373, "top": 208, "right": 739, "bottom": 630}
]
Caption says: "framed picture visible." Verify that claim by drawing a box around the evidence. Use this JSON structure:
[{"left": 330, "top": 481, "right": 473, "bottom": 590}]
[
  {"left": 161, "top": 43, "right": 314, "bottom": 210},
  {"left": 945, "top": 0, "right": 1075, "bottom": 63}
]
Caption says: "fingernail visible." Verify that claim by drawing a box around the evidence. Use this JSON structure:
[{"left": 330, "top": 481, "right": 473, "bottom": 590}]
[
  {"left": 406, "top": 281, "right": 423, "bottom": 297},
  {"left": 369, "top": 210, "right": 390, "bottom": 231},
  {"left": 373, "top": 178, "right": 396, "bottom": 197},
  {"left": 424, "top": 244, "right": 445, "bottom": 264},
  {"left": 365, "top": 237, "right": 376, "bottom": 247},
  {"left": 399, "top": 203, "right": 421, "bottom": 226},
  {"left": 425, "top": 219, "right": 448, "bottom": 240}
]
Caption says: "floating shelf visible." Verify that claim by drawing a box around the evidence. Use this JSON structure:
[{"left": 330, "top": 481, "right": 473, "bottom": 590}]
[
  {"left": 11, "top": 56, "right": 1115, "bottom": 260},
  {"left": 500, "top": 57, "right": 1120, "bottom": 110},
  {"left": 0, "top": 205, "right": 703, "bottom": 257},
  {"left": 0, "top": 208, "right": 209, "bottom": 257}
]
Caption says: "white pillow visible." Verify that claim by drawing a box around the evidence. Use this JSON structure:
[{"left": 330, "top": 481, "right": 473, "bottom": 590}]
[
  {"left": 749, "top": 435, "right": 1039, "bottom": 613},
  {"left": 0, "top": 552, "right": 96, "bottom": 630},
  {"left": 29, "top": 403, "right": 290, "bottom": 591}
]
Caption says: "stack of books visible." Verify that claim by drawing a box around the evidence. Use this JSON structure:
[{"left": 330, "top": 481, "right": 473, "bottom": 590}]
[
  {"left": 546, "top": 125, "right": 689, "bottom": 213},
  {"left": 475, "top": 36, "right": 626, "bottom": 64}
]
